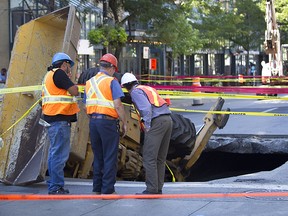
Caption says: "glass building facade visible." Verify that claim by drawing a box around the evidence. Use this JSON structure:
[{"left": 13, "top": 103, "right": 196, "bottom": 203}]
[{"left": 3, "top": 0, "right": 264, "bottom": 77}]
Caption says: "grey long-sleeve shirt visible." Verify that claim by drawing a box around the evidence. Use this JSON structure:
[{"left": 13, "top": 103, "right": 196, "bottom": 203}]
[{"left": 130, "top": 85, "right": 171, "bottom": 130}]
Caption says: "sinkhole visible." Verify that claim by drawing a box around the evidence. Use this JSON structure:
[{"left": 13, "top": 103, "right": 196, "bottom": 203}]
[{"left": 187, "top": 152, "right": 288, "bottom": 182}]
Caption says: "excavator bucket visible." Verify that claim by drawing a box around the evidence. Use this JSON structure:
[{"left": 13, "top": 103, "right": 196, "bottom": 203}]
[
  {"left": 0, "top": 6, "right": 81, "bottom": 185},
  {"left": 183, "top": 97, "right": 230, "bottom": 171}
]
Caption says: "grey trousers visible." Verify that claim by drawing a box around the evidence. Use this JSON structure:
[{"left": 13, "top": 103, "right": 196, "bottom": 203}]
[{"left": 142, "top": 115, "right": 173, "bottom": 193}]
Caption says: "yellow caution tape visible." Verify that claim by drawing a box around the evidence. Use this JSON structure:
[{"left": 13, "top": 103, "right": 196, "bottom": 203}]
[
  {"left": 0, "top": 85, "right": 286, "bottom": 101},
  {"left": 0, "top": 87, "right": 286, "bottom": 117},
  {"left": 0, "top": 85, "right": 42, "bottom": 94},
  {"left": 165, "top": 163, "right": 176, "bottom": 182},
  {"left": 139, "top": 78, "right": 288, "bottom": 83},
  {"left": 0, "top": 85, "right": 86, "bottom": 94},
  {"left": 169, "top": 107, "right": 288, "bottom": 117},
  {"left": 138, "top": 74, "right": 288, "bottom": 83},
  {"left": 159, "top": 91, "right": 287, "bottom": 100},
  {"left": 0, "top": 98, "right": 42, "bottom": 137}
]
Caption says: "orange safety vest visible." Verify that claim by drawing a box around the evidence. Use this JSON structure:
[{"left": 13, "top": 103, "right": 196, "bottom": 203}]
[
  {"left": 136, "top": 85, "right": 167, "bottom": 107},
  {"left": 85, "top": 72, "right": 118, "bottom": 118},
  {"left": 42, "top": 69, "right": 80, "bottom": 116}
]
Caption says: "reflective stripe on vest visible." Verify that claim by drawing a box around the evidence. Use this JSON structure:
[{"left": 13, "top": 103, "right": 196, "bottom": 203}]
[
  {"left": 42, "top": 96, "right": 75, "bottom": 103},
  {"left": 41, "top": 69, "right": 79, "bottom": 116},
  {"left": 42, "top": 69, "right": 75, "bottom": 104},
  {"left": 136, "top": 85, "right": 166, "bottom": 107},
  {"left": 86, "top": 75, "right": 114, "bottom": 108},
  {"left": 85, "top": 73, "right": 118, "bottom": 118}
]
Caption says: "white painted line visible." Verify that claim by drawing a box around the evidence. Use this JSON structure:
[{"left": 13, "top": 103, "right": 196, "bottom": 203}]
[
  {"left": 263, "top": 108, "right": 277, "bottom": 113},
  {"left": 62, "top": 180, "right": 288, "bottom": 191}
]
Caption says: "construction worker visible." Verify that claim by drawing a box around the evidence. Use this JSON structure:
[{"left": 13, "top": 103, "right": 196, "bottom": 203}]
[
  {"left": 121, "top": 73, "right": 173, "bottom": 194},
  {"left": 85, "top": 53, "right": 127, "bottom": 194},
  {"left": 42, "top": 52, "right": 80, "bottom": 194}
]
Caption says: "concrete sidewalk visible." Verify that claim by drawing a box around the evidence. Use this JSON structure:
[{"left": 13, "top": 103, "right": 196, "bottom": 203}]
[{"left": 1, "top": 162, "right": 288, "bottom": 216}]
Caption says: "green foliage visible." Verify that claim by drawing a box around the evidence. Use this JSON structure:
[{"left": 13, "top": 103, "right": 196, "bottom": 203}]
[
  {"left": 275, "top": 0, "right": 288, "bottom": 44},
  {"left": 124, "top": 0, "right": 165, "bottom": 23},
  {"left": 259, "top": 0, "right": 288, "bottom": 44},
  {"left": 88, "top": 25, "right": 128, "bottom": 49},
  {"left": 139, "top": 2, "right": 202, "bottom": 56},
  {"left": 232, "top": 0, "right": 265, "bottom": 51},
  {"left": 87, "top": 0, "right": 288, "bottom": 56},
  {"left": 189, "top": 1, "right": 239, "bottom": 50},
  {"left": 188, "top": 0, "right": 265, "bottom": 52},
  {"left": 122, "top": 0, "right": 203, "bottom": 56},
  {"left": 153, "top": 14, "right": 202, "bottom": 56}
]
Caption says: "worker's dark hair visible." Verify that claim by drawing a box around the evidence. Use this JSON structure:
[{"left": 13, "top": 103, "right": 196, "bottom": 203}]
[
  {"left": 52, "top": 60, "right": 65, "bottom": 68},
  {"left": 123, "top": 81, "right": 138, "bottom": 91},
  {"left": 47, "top": 61, "right": 64, "bottom": 71}
]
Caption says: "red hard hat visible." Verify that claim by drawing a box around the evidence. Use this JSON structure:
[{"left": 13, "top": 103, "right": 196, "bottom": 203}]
[{"left": 100, "top": 53, "right": 118, "bottom": 72}]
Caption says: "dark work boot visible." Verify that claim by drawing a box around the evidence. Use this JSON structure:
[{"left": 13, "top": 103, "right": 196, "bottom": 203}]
[{"left": 48, "top": 187, "right": 69, "bottom": 195}]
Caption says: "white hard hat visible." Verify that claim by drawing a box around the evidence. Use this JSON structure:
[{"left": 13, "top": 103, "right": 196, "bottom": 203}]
[{"left": 121, "top": 73, "right": 138, "bottom": 85}]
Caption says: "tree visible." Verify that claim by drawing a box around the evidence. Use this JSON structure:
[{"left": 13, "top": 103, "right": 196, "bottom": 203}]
[
  {"left": 153, "top": 13, "right": 202, "bottom": 56},
  {"left": 274, "top": 0, "right": 288, "bottom": 44},
  {"left": 88, "top": 25, "right": 127, "bottom": 56},
  {"left": 87, "top": 0, "right": 203, "bottom": 58},
  {"left": 187, "top": 0, "right": 242, "bottom": 50},
  {"left": 188, "top": 0, "right": 265, "bottom": 72},
  {"left": 229, "top": 0, "right": 265, "bottom": 70},
  {"left": 144, "top": 3, "right": 203, "bottom": 56}
]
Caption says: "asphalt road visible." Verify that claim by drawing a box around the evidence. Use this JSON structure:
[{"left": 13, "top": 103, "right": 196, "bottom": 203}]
[{"left": 170, "top": 95, "right": 288, "bottom": 135}]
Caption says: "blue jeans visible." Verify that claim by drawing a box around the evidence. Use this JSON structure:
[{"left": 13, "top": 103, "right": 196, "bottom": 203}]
[
  {"left": 47, "top": 121, "right": 71, "bottom": 192},
  {"left": 89, "top": 118, "right": 119, "bottom": 194}
]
